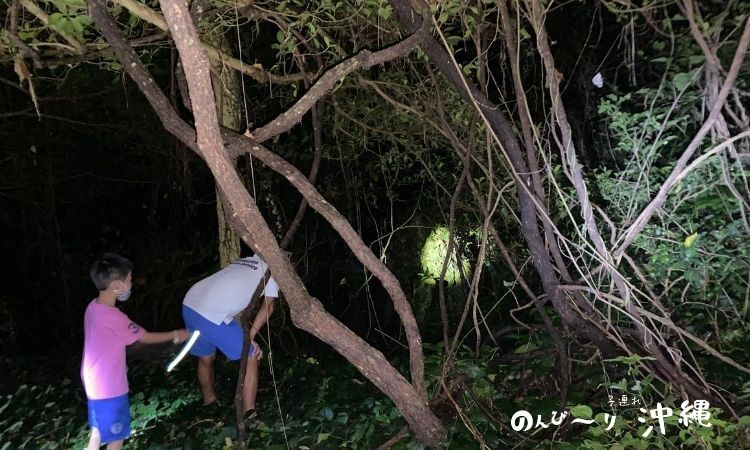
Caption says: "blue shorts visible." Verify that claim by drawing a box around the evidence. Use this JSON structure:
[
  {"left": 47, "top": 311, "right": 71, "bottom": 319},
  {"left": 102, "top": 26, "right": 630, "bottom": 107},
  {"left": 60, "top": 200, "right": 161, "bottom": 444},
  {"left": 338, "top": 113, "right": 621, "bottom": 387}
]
[
  {"left": 182, "top": 305, "right": 257, "bottom": 360},
  {"left": 87, "top": 394, "right": 131, "bottom": 444}
]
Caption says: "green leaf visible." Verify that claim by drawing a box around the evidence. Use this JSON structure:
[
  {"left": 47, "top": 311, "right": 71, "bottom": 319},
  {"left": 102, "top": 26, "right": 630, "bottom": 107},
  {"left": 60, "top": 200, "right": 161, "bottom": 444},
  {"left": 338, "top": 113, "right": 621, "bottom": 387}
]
[
  {"left": 570, "top": 405, "right": 593, "bottom": 419},
  {"left": 514, "top": 342, "right": 538, "bottom": 354},
  {"left": 684, "top": 232, "right": 698, "bottom": 248},
  {"left": 48, "top": 12, "right": 65, "bottom": 27},
  {"left": 316, "top": 432, "right": 330, "bottom": 444},
  {"left": 76, "top": 15, "right": 93, "bottom": 26},
  {"left": 70, "top": 18, "right": 84, "bottom": 35},
  {"left": 672, "top": 71, "right": 697, "bottom": 91},
  {"left": 378, "top": 6, "right": 392, "bottom": 20},
  {"left": 52, "top": 0, "right": 69, "bottom": 15}
]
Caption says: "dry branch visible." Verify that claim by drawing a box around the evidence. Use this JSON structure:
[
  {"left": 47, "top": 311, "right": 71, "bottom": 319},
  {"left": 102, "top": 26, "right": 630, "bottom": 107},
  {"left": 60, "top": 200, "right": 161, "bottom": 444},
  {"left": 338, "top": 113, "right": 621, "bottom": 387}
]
[{"left": 615, "top": 16, "right": 750, "bottom": 258}]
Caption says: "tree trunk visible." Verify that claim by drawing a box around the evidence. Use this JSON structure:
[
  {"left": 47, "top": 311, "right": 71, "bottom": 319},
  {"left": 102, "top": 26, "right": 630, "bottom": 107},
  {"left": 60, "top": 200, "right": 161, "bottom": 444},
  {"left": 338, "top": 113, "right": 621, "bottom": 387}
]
[
  {"left": 205, "top": 30, "right": 242, "bottom": 267},
  {"left": 87, "top": 0, "right": 445, "bottom": 445},
  {"left": 155, "top": 3, "right": 445, "bottom": 444},
  {"left": 388, "top": 0, "right": 615, "bottom": 354}
]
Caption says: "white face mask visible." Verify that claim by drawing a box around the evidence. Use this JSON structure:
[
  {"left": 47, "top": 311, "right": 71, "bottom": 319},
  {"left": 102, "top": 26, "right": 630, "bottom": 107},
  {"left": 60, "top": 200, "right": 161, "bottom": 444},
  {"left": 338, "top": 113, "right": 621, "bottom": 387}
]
[
  {"left": 116, "top": 286, "right": 132, "bottom": 302},
  {"left": 114, "top": 279, "right": 132, "bottom": 302}
]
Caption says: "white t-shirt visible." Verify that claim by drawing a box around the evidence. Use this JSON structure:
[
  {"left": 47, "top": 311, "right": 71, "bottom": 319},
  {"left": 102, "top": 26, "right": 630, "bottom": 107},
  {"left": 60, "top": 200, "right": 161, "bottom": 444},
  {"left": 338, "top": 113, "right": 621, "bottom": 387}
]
[{"left": 183, "top": 256, "right": 279, "bottom": 325}]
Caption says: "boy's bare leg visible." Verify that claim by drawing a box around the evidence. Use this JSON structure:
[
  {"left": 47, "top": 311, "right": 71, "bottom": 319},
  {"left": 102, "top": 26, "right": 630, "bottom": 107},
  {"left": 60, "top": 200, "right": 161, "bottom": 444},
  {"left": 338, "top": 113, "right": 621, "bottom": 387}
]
[
  {"left": 197, "top": 354, "right": 217, "bottom": 405},
  {"left": 106, "top": 440, "right": 123, "bottom": 450},
  {"left": 242, "top": 354, "right": 260, "bottom": 413},
  {"left": 86, "top": 427, "right": 101, "bottom": 450}
]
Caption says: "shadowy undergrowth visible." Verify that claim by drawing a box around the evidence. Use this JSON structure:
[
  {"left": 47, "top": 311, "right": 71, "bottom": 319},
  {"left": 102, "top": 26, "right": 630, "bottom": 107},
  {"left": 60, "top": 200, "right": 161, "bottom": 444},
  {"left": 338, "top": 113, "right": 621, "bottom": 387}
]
[{"left": 2, "top": 342, "right": 749, "bottom": 449}]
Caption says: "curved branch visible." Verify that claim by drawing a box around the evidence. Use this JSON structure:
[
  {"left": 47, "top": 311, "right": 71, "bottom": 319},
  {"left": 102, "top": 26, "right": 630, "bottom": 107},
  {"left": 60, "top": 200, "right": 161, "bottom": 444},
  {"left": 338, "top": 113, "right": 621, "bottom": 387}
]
[
  {"left": 87, "top": 0, "right": 442, "bottom": 441},
  {"left": 614, "top": 16, "right": 750, "bottom": 258},
  {"left": 150, "top": 0, "right": 444, "bottom": 444},
  {"left": 245, "top": 14, "right": 429, "bottom": 144},
  {"left": 17, "top": 0, "right": 85, "bottom": 54},
  {"left": 111, "top": 0, "right": 310, "bottom": 84},
  {"left": 279, "top": 99, "right": 324, "bottom": 249}
]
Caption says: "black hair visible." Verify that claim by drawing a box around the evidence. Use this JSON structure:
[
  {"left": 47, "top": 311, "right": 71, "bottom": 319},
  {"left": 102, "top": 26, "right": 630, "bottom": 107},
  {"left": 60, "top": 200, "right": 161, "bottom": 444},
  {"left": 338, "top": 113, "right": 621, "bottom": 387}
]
[{"left": 89, "top": 252, "right": 132, "bottom": 291}]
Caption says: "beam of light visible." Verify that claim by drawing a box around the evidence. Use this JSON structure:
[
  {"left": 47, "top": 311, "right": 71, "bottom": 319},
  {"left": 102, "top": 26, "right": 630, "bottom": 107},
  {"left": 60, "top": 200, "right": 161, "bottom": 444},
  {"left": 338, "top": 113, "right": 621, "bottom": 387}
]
[
  {"left": 166, "top": 330, "right": 201, "bottom": 372},
  {"left": 420, "top": 227, "right": 469, "bottom": 285}
]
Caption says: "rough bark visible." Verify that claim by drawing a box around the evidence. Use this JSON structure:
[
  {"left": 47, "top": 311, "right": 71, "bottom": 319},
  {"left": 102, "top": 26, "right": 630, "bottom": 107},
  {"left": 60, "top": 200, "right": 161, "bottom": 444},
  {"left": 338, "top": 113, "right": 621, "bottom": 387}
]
[
  {"left": 205, "top": 31, "right": 243, "bottom": 268},
  {"left": 87, "top": 0, "right": 444, "bottom": 445},
  {"left": 497, "top": 0, "right": 570, "bottom": 405}
]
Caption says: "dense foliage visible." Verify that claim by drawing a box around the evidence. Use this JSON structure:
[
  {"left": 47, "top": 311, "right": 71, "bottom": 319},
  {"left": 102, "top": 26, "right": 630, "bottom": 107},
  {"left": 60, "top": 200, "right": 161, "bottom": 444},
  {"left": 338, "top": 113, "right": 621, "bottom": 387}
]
[{"left": 2, "top": 0, "right": 750, "bottom": 448}]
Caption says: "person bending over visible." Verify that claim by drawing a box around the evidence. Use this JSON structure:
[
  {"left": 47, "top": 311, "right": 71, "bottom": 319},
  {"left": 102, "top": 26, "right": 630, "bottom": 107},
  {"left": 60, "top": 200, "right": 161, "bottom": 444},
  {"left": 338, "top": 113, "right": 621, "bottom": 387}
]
[{"left": 181, "top": 252, "right": 278, "bottom": 421}]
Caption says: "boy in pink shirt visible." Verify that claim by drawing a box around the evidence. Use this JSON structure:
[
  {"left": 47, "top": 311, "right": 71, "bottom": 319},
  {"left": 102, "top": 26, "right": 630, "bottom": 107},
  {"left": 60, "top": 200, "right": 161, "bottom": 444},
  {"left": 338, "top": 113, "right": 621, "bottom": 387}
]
[{"left": 82, "top": 253, "right": 188, "bottom": 450}]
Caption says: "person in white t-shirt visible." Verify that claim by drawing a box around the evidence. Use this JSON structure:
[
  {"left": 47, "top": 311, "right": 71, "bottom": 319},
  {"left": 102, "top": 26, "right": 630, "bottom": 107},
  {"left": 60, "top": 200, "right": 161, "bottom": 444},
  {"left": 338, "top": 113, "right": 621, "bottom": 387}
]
[{"left": 182, "top": 253, "right": 278, "bottom": 420}]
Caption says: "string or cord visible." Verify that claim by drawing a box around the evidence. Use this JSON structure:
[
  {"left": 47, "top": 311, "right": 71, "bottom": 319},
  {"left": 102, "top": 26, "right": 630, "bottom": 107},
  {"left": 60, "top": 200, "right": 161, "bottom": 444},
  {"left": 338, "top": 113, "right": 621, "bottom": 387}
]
[
  {"left": 232, "top": 0, "right": 257, "bottom": 201},
  {"left": 252, "top": 262, "right": 289, "bottom": 448},
  {"left": 262, "top": 311, "right": 290, "bottom": 449},
  {"left": 232, "top": 1, "right": 283, "bottom": 445},
  {"left": 233, "top": 0, "right": 250, "bottom": 131}
]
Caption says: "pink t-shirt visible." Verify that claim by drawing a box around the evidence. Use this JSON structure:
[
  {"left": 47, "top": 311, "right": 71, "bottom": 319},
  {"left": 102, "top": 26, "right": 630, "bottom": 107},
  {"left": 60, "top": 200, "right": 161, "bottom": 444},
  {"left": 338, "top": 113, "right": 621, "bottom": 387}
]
[{"left": 80, "top": 300, "right": 145, "bottom": 400}]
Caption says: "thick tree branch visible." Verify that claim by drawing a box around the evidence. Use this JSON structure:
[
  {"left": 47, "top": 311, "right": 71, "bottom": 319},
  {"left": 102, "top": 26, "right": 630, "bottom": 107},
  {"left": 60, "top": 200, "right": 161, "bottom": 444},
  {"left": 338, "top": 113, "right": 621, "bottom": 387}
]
[
  {"left": 88, "top": 0, "right": 444, "bottom": 444},
  {"left": 93, "top": 0, "right": 431, "bottom": 401},
  {"left": 496, "top": 1, "right": 571, "bottom": 405},
  {"left": 245, "top": 15, "right": 430, "bottom": 144},
  {"left": 224, "top": 130, "right": 436, "bottom": 403},
  {"left": 155, "top": 0, "right": 443, "bottom": 444},
  {"left": 387, "top": 0, "right": 615, "bottom": 354},
  {"left": 111, "top": 0, "right": 309, "bottom": 84}
]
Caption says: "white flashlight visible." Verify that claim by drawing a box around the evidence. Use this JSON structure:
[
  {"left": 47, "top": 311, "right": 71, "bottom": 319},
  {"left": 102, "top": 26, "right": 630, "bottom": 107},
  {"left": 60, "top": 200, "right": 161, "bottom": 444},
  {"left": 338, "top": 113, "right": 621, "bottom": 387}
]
[{"left": 166, "top": 330, "right": 201, "bottom": 372}]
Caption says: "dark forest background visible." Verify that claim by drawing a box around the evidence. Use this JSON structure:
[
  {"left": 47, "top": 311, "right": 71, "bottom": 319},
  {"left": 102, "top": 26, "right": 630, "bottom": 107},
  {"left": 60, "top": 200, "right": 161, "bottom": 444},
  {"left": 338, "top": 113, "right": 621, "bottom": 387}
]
[{"left": 2, "top": 0, "right": 750, "bottom": 448}]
